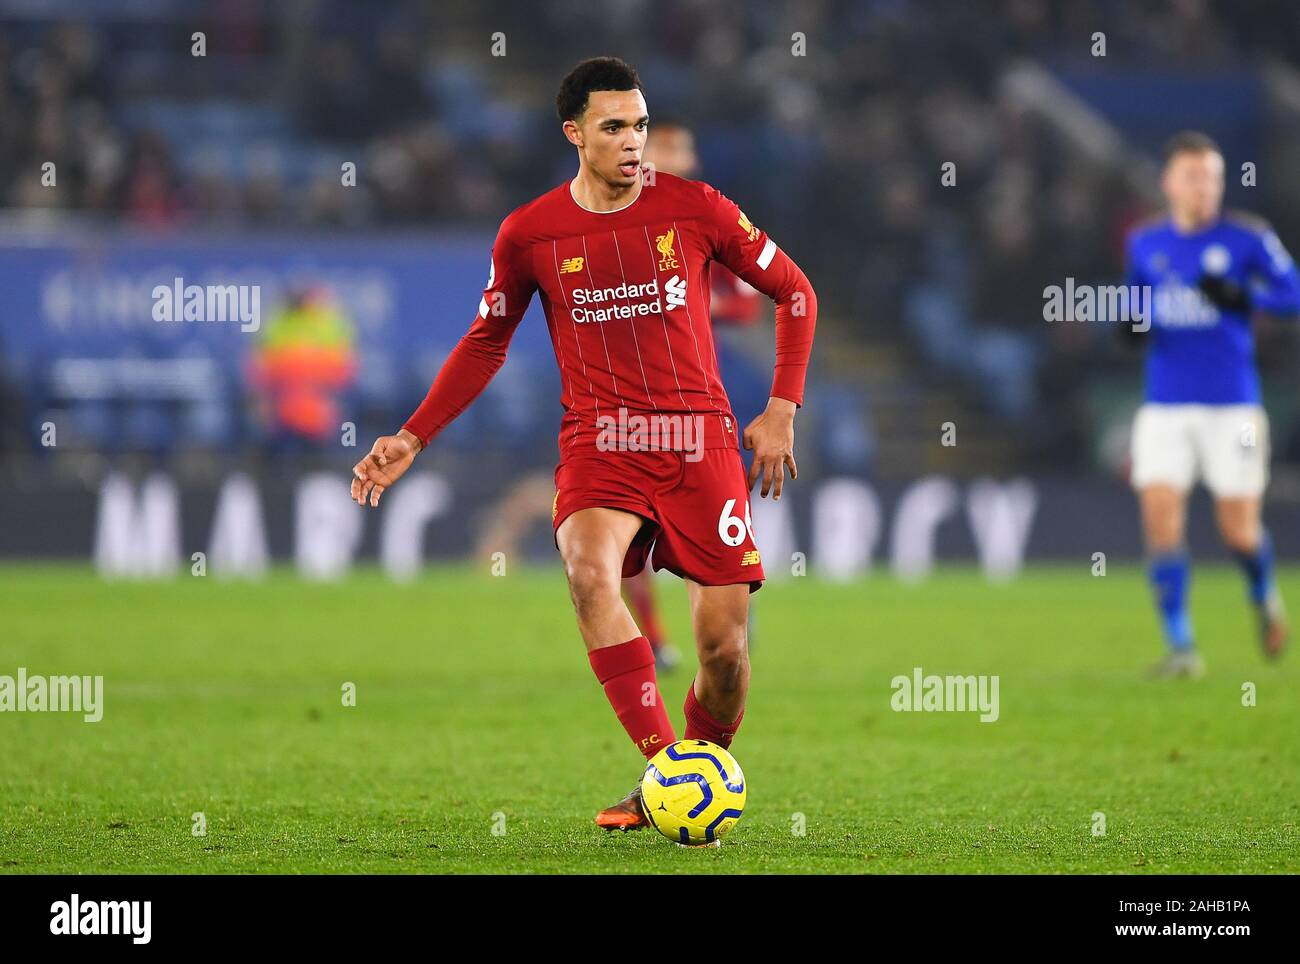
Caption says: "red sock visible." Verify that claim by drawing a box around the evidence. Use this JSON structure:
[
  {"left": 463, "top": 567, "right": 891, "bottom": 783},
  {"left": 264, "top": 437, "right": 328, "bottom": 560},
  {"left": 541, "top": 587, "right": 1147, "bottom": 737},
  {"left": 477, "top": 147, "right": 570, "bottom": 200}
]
[
  {"left": 684, "top": 682, "right": 744, "bottom": 749},
  {"left": 623, "top": 574, "right": 667, "bottom": 650},
  {"left": 589, "top": 636, "right": 677, "bottom": 759}
]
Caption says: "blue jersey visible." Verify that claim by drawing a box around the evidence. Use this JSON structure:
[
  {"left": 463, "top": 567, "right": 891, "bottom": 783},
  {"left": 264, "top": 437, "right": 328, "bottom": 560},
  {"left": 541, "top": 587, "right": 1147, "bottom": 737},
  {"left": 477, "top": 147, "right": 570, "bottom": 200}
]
[{"left": 1125, "top": 212, "right": 1300, "bottom": 404}]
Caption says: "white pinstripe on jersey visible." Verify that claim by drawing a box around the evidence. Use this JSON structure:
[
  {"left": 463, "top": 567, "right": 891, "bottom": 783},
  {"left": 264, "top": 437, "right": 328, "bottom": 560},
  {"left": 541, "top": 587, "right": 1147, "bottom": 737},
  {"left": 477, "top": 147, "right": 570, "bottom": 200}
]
[
  {"left": 609, "top": 230, "right": 657, "bottom": 410},
  {"left": 551, "top": 239, "right": 598, "bottom": 444},
  {"left": 671, "top": 220, "right": 719, "bottom": 413},
  {"left": 580, "top": 234, "right": 626, "bottom": 408}
]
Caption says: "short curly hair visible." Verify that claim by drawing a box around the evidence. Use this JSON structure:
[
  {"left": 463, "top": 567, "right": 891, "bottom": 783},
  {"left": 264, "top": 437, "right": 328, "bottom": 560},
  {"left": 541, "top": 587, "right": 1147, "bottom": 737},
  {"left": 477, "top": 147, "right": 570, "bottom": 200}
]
[{"left": 556, "top": 57, "right": 643, "bottom": 122}]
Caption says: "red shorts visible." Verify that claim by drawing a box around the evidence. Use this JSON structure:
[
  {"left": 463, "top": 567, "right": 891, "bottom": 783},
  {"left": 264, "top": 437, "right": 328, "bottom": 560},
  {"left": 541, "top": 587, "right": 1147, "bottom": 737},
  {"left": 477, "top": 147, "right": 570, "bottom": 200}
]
[{"left": 552, "top": 446, "right": 765, "bottom": 592}]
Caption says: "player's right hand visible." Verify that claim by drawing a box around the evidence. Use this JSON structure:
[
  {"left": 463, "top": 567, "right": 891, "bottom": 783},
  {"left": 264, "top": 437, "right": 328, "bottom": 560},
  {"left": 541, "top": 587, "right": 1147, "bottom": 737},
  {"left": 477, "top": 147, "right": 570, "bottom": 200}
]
[{"left": 351, "top": 430, "right": 422, "bottom": 507}]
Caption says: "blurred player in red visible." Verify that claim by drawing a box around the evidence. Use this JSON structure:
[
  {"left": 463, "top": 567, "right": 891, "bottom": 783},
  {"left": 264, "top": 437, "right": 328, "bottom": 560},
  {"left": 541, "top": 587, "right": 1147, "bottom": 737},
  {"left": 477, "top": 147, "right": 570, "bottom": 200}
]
[
  {"left": 351, "top": 58, "right": 816, "bottom": 833},
  {"left": 627, "top": 120, "right": 763, "bottom": 672}
]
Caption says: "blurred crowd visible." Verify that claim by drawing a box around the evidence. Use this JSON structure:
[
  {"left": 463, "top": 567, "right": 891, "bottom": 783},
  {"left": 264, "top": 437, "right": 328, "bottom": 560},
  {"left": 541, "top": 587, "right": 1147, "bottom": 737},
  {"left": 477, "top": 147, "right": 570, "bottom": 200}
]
[{"left": 3, "top": 0, "right": 1300, "bottom": 471}]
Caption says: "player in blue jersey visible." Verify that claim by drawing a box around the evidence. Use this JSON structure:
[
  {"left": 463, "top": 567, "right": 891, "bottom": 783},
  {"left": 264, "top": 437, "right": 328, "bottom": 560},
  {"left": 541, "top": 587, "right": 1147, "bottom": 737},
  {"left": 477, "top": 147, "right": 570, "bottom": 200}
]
[{"left": 1125, "top": 131, "right": 1300, "bottom": 678}]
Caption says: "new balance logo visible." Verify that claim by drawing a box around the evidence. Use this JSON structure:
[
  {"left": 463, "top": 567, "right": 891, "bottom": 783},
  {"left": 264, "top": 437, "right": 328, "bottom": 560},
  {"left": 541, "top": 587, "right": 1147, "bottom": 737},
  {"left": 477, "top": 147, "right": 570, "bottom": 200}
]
[
  {"left": 741, "top": 549, "right": 761, "bottom": 566},
  {"left": 664, "top": 275, "right": 686, "bottom": 310},
  {"left": 559, "top": 257, "right": 584, "bottom": 274}
]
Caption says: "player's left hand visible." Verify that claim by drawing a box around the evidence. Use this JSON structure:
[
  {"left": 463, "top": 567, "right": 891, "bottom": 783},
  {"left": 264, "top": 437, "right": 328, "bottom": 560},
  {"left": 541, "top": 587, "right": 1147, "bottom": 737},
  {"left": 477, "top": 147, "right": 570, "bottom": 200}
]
[
  {"left": 743, "top": 398, "right": 798, "bottom": 500},
  {"left": 351, "top": 430, "right": 421, "bottom": 507}
]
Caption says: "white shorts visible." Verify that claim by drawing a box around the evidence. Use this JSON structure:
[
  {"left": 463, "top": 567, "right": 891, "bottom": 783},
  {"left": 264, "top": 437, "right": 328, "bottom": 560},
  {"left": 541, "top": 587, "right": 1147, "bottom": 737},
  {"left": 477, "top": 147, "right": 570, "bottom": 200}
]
[{"left": 1130, "top": 403, "right": 1270, "bottom": 498}]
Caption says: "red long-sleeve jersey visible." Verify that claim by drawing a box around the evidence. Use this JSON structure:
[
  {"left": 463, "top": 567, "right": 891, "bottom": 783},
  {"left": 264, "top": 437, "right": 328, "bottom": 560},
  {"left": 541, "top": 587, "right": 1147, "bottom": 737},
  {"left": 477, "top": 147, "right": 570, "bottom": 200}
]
[{"left": 403, "top": 171, "right": 816, "bottom": 455}]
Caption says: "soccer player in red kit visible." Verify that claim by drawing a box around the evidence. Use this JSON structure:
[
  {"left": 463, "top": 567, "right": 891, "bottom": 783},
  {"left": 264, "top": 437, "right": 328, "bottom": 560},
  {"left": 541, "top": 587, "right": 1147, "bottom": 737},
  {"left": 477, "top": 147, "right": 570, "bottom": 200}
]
[
  {"left": 350, "top": 57, "right": 817, "bottom": 832},
  {"left": 624, "top": 119, "right": 763, "bottom": 672}
]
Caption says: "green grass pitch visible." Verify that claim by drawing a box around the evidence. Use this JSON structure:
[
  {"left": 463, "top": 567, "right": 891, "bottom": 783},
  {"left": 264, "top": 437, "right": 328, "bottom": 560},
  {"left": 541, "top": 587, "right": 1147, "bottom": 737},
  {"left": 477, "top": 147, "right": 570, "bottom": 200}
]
[{"left": 1, "top": 563, "right": 1296, "bottom": 874}]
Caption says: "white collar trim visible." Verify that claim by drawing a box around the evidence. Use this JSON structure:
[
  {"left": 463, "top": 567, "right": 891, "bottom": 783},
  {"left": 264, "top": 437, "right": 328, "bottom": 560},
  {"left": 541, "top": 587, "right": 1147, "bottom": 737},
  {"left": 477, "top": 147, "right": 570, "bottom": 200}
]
[{"left": 569, "top": 173, "right": 644, "bottom": 214}]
